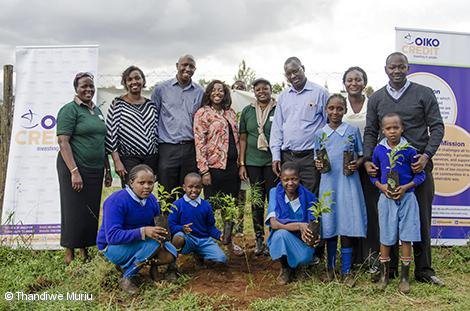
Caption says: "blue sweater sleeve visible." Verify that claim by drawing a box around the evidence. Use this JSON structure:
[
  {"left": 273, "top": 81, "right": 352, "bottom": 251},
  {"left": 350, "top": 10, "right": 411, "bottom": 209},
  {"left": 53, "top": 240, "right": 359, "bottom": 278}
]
[
  {"left": 168, "top": 200, "right": 184, "bottom": 234},
  {"left": 370, "top": 146, "right": 380, "bottom": 186},
  {"left": 204, "top": 202, "right": 221, "bottom": 239},
  {"left": 103, "top": 195, "right": 142, "bottom": 245},
  {"left": 409, "top": 149, "right": 426, "bottom": 187}
]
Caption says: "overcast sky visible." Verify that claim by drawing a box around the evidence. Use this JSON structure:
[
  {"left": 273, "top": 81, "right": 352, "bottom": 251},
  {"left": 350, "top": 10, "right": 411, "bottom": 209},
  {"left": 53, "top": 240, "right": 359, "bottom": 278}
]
[{"left": 1, "top": 0, "right": 469, "bottom": 92}]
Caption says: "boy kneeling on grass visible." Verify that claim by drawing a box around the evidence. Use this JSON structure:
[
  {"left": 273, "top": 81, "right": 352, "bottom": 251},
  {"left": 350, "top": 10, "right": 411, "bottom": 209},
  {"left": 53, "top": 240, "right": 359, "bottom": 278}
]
[{"left": 168, "top": 173, "right": 227, "bottom": 267}]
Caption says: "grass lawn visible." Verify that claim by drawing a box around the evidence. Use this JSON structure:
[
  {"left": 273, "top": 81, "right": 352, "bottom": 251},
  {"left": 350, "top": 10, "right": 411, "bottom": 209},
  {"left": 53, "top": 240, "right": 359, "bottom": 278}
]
[{"left": 0, "top": 186, "right": 469, "bottom": 310}]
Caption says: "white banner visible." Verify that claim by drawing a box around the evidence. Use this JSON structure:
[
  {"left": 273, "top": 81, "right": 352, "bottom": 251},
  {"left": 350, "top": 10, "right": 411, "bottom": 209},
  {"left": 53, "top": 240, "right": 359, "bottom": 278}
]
[{"left": 1, "top": 45, "right": 98, "bottom": 249}]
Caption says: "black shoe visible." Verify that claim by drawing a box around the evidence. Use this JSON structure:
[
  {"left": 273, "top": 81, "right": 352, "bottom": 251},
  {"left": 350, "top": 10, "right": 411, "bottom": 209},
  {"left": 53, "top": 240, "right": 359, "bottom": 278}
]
[
  {"left": 378, "top": 261, "right": 390, "bottom": 291},
  {"left": 277, "top": 266, "right": 292, "bottom": 285},
  {"left": 165, "top": 262, "right": 179, "bottom": 282},
  {"left": 194, "top": 254, "right": 206, "bottom": 269},
  {"left": 149, "top": 262, "right": 160, "bottom": 281},
  {"left": 120, "top": 277, "right": 139, "bottom": 295},
  {"left": 388, "top": 269, "right": 399, "bottom": 279},
  {"left": 254, "top": 236, "right": 265, "bottom": 256},
  {"left": 370, "top": 265, "right": 380, "bottom": 283},
  {"left": 398, "top": 263, "right": 411, "bottom": 294},
  {"left": 416, "top": 275, "right": 445, "bottom": 287}
]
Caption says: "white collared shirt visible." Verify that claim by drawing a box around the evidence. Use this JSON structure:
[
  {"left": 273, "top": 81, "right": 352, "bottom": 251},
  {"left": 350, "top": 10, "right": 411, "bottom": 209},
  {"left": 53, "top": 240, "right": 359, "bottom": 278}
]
[
  {"left": 125, "top": 186, "right": 147, "bottom": 206},
  {"left": 285, "top": 195, "right": 301, "bottom": 213},
  {"left": 183, "top": 194, "right": 202, "bottom": 207},
  {"left": 386, "top": 80, "right": 411, "bottom": 100},
  {"left": 344, "top": 96, "right": 368, "bottom": 137}
]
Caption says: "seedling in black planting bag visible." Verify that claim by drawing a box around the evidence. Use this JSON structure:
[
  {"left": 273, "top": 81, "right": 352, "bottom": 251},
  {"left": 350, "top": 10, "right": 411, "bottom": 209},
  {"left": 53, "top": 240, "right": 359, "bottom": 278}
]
[{"left": 307, "top": 191, "right": 334, "bottom": 247}]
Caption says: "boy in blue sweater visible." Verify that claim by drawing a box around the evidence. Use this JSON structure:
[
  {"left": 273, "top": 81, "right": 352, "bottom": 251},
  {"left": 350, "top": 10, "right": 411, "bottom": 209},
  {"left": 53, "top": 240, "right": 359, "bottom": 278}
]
[
  {"left": 371, "top": 113, "right": 425, "bottom": 294},
  {"left": 168, "top": 173, "right": 227, "bottom": 265}
]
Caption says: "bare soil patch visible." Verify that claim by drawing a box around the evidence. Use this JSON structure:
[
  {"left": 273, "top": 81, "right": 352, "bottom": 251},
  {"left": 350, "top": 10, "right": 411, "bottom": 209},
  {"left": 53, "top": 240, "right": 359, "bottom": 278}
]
[{"left": 179, "top": 236, "right": 288, "bottom": 309}]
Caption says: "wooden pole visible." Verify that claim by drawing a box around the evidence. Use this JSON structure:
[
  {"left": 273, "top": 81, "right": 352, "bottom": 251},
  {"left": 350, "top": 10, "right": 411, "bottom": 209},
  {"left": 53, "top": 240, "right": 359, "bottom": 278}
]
[{"left": 0, "top": 64, "right": 14, "bottom": 216}]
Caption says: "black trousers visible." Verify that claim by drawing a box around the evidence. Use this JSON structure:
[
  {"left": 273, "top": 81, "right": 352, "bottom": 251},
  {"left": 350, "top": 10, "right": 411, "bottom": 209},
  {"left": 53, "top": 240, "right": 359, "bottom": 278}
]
[
  {"left": 157, "top": 143, "right": 198, "bottom": 195},
  {"left": 352, "top": 165, "right": 380, "bottom": 267},
  {"left": 390, "top": 161, "right": 436, "bottom": 278},
  {"left": 57, "top": 153, "right": 103, "bottom": 248},
  {"left": 246, "top": 165, "right": 278, "bottom": 236},
  {"left": 204, "top": 160, "right": 240, "bottom": 200},
  {"left": 120, "top": 153, "right": 158, "bottom": 188},
  {"left": 281, "top": 150, "right": 320, "bottom": 195}
]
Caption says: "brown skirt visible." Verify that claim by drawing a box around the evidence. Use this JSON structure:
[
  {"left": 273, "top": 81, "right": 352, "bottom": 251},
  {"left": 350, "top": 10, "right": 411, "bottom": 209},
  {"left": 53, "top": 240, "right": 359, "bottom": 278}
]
[{"left": 57, "top": 153, "right": 103, "bottom": 248}]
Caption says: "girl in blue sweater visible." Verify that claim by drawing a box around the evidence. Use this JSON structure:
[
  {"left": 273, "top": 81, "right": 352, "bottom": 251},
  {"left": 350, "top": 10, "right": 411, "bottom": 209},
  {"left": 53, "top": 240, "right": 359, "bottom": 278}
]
[
  {"left": 371, "top": 113, "right": 425, "bottom": 294},
  {"left": 96, "top": 164, "right": 177, "bottom": 295}
]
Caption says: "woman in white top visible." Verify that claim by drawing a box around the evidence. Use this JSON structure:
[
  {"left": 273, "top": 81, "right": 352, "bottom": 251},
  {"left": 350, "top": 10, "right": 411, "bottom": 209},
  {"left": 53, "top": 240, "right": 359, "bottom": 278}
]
[{"left": 343, "top": 67, "right": 380, "bottom": 278}]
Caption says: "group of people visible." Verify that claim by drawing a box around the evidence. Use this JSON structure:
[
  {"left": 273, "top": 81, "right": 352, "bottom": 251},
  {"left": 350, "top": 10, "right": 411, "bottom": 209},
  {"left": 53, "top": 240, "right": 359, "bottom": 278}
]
[{"left": 55, "top": 51, "right": 444, "bottom": 295}]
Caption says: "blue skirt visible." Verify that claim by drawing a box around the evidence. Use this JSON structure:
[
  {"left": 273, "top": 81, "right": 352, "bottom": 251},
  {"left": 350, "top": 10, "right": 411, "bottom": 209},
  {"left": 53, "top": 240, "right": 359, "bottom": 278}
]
[
  {"left": 103, "top": 239, "right": 177, "bottom": 277},
  {"left": 267, "top": 229, "right": 315, "bottom": 268}
]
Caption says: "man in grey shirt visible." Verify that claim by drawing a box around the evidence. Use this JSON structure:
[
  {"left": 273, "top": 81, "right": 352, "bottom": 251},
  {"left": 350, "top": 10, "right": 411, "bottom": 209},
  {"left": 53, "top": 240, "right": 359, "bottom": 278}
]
[
  {"left": 152, "top": 54, "right": 204, "bottom": 195},
  {"left": 363, "top": 52, "right": 444, "bottom": 287}
]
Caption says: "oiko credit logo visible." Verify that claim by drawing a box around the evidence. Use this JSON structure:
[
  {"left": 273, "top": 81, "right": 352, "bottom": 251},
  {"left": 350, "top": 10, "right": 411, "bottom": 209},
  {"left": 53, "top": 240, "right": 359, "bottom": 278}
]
[
  {"left": 16, "top": 109, "right": 57, "bottom": 145},
  {"left": 402, "top": 33, "right": 440, "bottom": 56}
]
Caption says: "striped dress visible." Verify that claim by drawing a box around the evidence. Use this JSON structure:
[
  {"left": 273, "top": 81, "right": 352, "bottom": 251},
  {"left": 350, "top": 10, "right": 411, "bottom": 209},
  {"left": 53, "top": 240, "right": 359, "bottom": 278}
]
[{"left": 105, "top": 97, "right": 158, "bottom": 156}]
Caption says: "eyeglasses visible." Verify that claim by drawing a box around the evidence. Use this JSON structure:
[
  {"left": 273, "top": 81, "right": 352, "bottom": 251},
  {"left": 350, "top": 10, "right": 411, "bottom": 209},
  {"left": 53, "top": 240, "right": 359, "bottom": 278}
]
[{"left": 284, "top": 66, "right": 303, "bottom": 78}]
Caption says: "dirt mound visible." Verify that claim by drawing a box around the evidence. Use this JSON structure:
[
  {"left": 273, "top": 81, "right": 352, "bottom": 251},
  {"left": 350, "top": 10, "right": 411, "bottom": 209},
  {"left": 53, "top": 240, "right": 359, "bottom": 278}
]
[{"left": 178, "top": 236, "right": 288, "bottom": 308}]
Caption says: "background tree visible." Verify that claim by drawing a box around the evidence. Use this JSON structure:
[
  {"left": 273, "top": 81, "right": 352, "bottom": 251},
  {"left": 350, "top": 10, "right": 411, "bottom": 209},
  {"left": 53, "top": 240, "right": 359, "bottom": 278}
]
[
  {"left": 233, "top": 60, "right": 256, "bottom": 91},
  {"left": 198, "top": 78, "right": 211, "bottom": 90},
  {"left": 272, "top": 82, "right": 287, "bottom": 95},
  {"left": 364, "top": 85, "right": 374, "bottom": 97}
]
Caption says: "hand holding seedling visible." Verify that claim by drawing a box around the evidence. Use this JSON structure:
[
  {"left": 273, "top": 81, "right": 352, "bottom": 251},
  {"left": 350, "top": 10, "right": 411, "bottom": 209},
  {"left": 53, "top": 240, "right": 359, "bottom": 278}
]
[
  {"left": 314, "top": 159, "right": 323, "bottom": 170},
  {"left": 144, "top": 226, "right": 168, "bottom": 241},
  {"left": 183, "top": 223, "right": 193, "bottom": 234},
  {"left": 347, "top": 159, "right": 358, "bottom": 172},
  {"left": 375, "top": 182, "right": 394, "bottom": 199},
  {"left": 299, "top": 223, "right": 314, "bottom": 244}
]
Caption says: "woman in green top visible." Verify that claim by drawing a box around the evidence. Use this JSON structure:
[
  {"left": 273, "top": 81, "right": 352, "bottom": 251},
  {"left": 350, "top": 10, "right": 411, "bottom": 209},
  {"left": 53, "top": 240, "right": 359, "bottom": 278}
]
[
  {"left": 238, "top": 78, "right": 277, "bottom": 255},
  {"left": 56, "top": 72, "right": 112, "bottom": 265}
]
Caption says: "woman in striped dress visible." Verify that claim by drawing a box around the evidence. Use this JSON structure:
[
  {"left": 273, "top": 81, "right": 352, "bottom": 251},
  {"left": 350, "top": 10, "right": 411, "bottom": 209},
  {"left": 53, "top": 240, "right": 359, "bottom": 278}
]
[{"left": 106, "top": 66, "right": 159, "bottom": 187}]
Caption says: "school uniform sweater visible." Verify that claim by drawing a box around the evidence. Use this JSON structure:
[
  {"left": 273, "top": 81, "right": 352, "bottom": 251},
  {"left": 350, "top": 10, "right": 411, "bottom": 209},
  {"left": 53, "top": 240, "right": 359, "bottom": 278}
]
[
  {"left": 370, "top": 138, "right": 426, "bottom": 191},
  {"left": 168, "top": 197, "right": 221, "bottom": 240},
  {"left": 97, "top": 189, "right": 160, "bottom": 250}
]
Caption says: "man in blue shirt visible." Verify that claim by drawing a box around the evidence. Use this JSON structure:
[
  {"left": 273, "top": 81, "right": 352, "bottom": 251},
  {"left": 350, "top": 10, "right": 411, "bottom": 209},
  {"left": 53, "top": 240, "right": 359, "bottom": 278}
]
[
  {"left": 151, "top": 54, "right": 204, "bottom": 195},
  {"left": 270, "top": 56, "right": 329, "bottom": 194}
]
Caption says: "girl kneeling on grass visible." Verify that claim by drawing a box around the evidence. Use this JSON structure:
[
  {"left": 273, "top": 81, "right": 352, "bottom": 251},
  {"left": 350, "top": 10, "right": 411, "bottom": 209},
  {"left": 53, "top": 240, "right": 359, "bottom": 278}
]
[
  {"left": 96, "top": 164, "right": 177, "bottom": 295},
  {"left": 370, "top": 113, "right": 424, "bottom": 294},
  {"left": 265, "top": 162, "right": 318, "bottom": 285}
]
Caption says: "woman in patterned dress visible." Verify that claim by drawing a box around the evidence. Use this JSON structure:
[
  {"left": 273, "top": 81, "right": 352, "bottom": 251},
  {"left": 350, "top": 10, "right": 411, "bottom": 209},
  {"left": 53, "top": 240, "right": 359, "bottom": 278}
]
[{"left": 193, "top": 80, "right": 240, "bottom": 245}]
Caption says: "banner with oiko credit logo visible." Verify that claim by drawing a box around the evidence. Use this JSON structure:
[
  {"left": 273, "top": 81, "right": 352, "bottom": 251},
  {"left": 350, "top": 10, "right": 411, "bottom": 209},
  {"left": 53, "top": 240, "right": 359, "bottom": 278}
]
[
  {"left": 396, "top": 28, "right": 470, "bottom": 246},
  {"left": 1, "top": 45, "right": 98, "bottom": 249}
]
